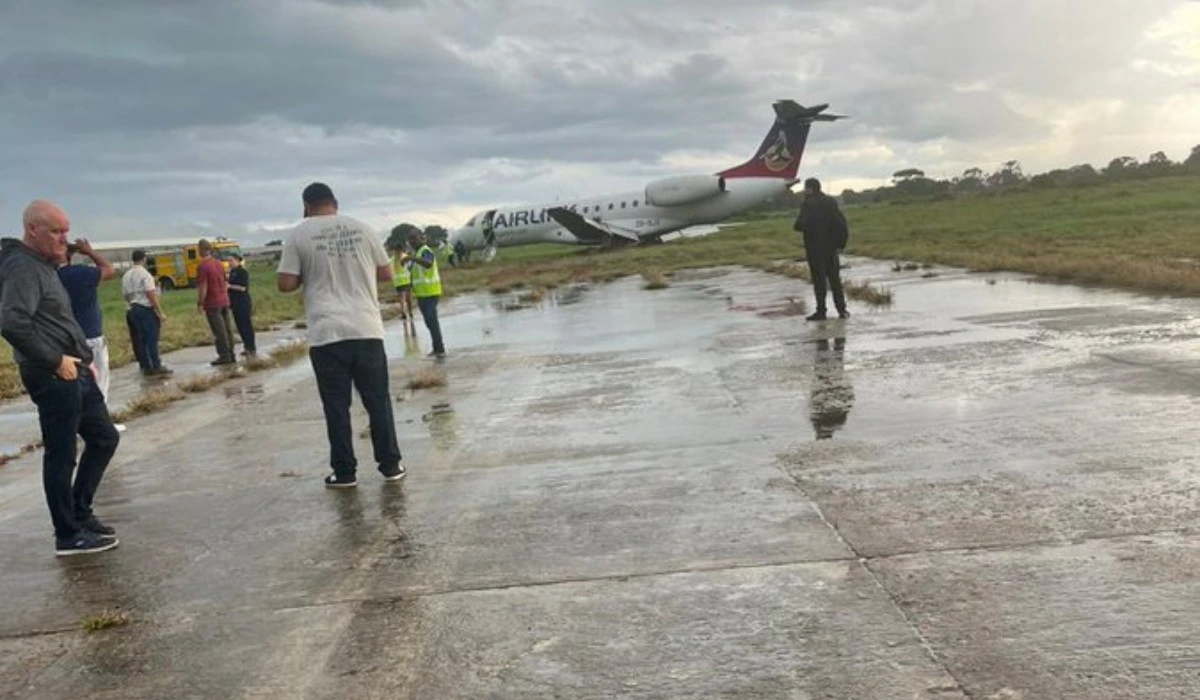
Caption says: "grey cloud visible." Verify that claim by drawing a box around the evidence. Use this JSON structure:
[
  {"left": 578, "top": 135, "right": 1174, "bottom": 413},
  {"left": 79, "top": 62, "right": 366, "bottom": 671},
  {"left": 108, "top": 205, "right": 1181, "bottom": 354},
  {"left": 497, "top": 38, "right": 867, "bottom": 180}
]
[{"left": 0, "top": 0, "right": 1195, "bottom": 238}]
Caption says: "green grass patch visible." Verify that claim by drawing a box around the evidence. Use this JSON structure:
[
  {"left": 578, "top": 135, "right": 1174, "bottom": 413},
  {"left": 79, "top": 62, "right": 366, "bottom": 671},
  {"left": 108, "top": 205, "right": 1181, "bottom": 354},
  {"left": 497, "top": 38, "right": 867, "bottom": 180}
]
[
  {"left": 81, "top": 609, "right": 130, "bottom": 632},
  {"left": 641, "top": 268, "right": 669, "bottom": 290},
  {"left": 844, "top": 175, "right": 1200, "bottom": 293}
]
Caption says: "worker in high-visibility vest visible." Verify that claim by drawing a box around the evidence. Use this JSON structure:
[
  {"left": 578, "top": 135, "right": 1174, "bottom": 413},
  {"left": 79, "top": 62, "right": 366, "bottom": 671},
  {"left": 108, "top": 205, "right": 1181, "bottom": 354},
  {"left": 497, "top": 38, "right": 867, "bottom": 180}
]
[
  {"left": 406, "top": 229, "right": 445, "bottom": 358},
  {"left": 389, "top": 243, "right": 415, "bottom": 329}
]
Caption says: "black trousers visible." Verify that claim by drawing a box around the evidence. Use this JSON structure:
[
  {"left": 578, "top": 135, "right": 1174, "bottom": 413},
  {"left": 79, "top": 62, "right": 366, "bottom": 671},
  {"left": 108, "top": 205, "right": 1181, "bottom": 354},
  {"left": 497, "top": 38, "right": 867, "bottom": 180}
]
[
  {"left": 20, "top": 365, "right": 120, "bottom": 540},
  {"left": 806, "top": 249, "right": 846, "bottom": 314},
  {"left": 230, "top": 295, "right": 256, "bottom": 353},
  {"left": 309, "top": 339, "right": 401, "bottom": 479}
]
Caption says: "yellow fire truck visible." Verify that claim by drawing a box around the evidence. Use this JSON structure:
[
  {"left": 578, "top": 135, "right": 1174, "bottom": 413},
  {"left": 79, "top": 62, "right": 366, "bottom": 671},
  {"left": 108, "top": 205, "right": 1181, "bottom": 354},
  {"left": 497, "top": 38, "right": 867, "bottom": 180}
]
[{"left": 146, "top": 238, "right": 242, "bottom": 291}]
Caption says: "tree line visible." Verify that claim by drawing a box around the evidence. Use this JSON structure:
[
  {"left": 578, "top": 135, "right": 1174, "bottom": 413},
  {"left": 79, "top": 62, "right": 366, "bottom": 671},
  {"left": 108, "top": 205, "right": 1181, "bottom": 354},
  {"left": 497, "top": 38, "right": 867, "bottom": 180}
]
[
  {"left": 386, "top": 223, "right": 449, "bottom": 250},
  {"left": 755, "top": 143, "right": 1200, "bottom": 211}
]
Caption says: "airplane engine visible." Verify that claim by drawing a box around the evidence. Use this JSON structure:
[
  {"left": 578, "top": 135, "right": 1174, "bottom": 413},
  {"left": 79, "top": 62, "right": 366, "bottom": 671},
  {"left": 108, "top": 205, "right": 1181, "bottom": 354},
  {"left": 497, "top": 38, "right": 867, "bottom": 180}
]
[{"left": 644, "top": 175, "right": 726, "bottom": 207}]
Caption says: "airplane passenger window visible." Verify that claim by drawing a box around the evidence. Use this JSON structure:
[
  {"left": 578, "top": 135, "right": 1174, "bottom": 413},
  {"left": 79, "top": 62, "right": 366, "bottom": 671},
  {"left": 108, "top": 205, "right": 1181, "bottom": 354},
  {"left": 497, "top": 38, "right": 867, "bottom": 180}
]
[
  {"left": 608, "top": 203, "right": 613, "bottom": 210},
  {"left": 633, "top": 200, "right": 638, "bottom": 207},
  {"left": 583, "top": 206, "right": 589, "bottom": 213},
  {"left": 621, "top": 202, "right": 626, "bottom": 208}
]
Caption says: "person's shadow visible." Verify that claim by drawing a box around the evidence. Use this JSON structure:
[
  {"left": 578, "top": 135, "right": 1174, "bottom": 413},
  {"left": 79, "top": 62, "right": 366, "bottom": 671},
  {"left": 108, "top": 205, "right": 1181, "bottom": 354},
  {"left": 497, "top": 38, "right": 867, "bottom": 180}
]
[{"left": 809, "top": 336, "right": 854, "bottom": 440}]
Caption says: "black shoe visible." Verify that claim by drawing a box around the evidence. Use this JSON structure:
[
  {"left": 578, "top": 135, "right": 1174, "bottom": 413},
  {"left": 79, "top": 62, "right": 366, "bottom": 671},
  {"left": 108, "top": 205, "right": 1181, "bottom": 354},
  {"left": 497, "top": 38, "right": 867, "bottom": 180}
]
[
  {"left": 838, "top": 309, "right": 851, "bottom": 319},
  {"left": 55, "top": 532, "right": 119, "bottom": 557},
  {"left": 805, "top": 311, "right": 827, "bottom": 322},
  {"left": 211, "top": 358, "right": 237, "bottom": 366},
  {"left": 324, "top": 474, "right": 357, "bottom": 489},
  {"left": 380, "top": 464, "right": 407, "bottom": 482},
  {"left": 81, "top": 517, "right": 116, "bottom": 536},
  {"left": 150, "top": 366, "right": 174, "bottom": 376}
]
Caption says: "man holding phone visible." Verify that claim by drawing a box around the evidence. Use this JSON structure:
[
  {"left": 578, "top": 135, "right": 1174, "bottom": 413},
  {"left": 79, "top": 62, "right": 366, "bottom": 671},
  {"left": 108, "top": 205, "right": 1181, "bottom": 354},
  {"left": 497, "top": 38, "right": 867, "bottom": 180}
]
[
  {"left": 58, "top": 237, "right": 126, "bottom": 432},
  {"left": 0, "top": 200, "right": 121, "bottom": 556}
]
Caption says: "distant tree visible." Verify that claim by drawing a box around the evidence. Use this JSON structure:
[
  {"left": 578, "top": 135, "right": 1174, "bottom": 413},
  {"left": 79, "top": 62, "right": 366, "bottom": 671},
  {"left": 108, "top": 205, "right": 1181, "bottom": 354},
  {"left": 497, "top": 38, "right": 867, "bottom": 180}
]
[
  {"left": 1029, "top": 172, "right": 1059, "bottom": 189},
  {"left": 1183, "top": 145, "right": 1200, "bottom": 171},
  {"left": 954, "top": 167, "right": 986, "bottom": 193},
  {"left": 1139, "top": 151, "right": 1174, "bottom": 177},
  {"left": 423, "top": 225, "right": 449, "bottom": 245},
  {"left": 387, "top": 222, "right": 422, "bottom": 250},
  {"left": 892, "top": 168, "right": 926, "bottom": 184},
  {"left": 987, "top": 160, "right": 1025, "bottom": 188},
  {"left": 1103, "top": 156, "right": 1138, "bottom": 179},
  {"left": 1060, "top": 164, "right": 1101, "bottom": 188}
]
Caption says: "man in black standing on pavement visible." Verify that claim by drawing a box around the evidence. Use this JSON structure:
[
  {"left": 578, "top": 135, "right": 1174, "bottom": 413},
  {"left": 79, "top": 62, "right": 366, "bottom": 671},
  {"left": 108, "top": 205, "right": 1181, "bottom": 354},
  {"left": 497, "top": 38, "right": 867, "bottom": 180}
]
[
  {"left": 793, "top": 177, "right": 850, "bottom": 321},
  {"left": 226, "top": 253, "right": 256, "bottom": 357},
  {"left": 0, "top": 200, "right": 121, "bottom": 556}
]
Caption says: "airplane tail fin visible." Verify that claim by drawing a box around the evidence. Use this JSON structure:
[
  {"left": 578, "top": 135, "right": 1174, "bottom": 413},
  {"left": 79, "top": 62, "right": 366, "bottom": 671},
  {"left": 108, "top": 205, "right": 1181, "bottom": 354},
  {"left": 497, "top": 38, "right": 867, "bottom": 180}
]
[{"left": 718, "top": 101, "right": 844, "bottom": 180}]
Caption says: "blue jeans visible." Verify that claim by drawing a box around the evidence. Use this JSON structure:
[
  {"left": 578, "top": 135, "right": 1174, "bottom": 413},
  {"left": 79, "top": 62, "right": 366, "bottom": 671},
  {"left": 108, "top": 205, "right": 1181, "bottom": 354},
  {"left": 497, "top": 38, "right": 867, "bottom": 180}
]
[
  {"left": 309, "top": 339, "right": 402, "bottom": 479},
  {"left": 417, "top": 296, "right": 445, "bottom": 355},
  {"left": 128, "top": 304, "right": 162, "bottom": 370},
  {"left": 20, "top": 365, "right": 120, "bottom": 540}
]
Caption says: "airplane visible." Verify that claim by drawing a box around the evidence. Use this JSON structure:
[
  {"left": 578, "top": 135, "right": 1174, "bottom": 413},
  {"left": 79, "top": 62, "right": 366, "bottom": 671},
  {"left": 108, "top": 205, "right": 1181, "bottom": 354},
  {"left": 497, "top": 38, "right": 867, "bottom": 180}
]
[{"left": 447, "top": 100, "right": 844, "bottom": 261}]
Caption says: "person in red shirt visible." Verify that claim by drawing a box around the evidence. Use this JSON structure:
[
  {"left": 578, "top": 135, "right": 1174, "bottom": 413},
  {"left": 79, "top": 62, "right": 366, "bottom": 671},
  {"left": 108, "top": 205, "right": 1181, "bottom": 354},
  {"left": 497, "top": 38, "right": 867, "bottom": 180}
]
[{"left": 195, "top": 239, "right": 235, "bottom": 366}]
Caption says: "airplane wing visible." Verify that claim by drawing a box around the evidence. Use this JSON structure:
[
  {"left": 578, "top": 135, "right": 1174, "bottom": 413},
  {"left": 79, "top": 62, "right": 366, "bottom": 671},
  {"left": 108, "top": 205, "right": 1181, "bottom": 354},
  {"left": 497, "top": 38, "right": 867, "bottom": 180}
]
[{"left": 546, "top": 207, "right": 640, "bottom": 245}]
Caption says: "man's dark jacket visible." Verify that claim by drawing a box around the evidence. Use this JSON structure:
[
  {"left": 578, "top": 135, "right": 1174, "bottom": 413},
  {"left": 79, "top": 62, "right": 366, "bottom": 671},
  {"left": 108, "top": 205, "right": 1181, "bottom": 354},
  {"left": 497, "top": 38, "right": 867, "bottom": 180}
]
[
  {"left": 793, "top": 193, "right": 849, "bottom": 255},
  {"left": 0, "top": 238, "right": 92, "bottom": 372}
]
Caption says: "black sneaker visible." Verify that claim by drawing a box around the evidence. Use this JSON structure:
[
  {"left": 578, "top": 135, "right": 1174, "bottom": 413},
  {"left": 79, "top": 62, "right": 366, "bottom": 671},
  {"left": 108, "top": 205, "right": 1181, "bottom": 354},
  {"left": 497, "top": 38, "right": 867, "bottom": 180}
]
[
  {"left": 380, "top": 464, "right": 407, "bottom": 482},
  {"left": 55, "top": 532, "right": 119, "bottom": 557},
  {"left": 211, "top": 358, "right": 237, "bottom": 366},
  {"left": 324, "top": 474, "right": 357, "bottom": 489},
  {"left": 838, "top": 309, "right": 851, "bottom": 319},
  {"left": 805, "top": 311, "right": 827, "bottom": 322},
  {"left": 81, "top": 517, "right": 116, "bottom": 536}
]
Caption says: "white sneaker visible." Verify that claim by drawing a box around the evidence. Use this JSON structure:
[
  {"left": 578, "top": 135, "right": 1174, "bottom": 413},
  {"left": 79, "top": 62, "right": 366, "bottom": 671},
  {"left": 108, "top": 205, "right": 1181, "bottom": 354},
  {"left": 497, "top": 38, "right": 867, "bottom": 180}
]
[{"left": 114, "top": 423, "right": 127, "bottom": 433}]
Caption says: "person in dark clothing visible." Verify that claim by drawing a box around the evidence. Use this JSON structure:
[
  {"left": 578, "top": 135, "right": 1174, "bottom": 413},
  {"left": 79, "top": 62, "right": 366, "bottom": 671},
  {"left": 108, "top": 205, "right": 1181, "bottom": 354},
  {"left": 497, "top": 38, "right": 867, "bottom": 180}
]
[
  {"left": 0, "top": 200, "right": 120, "bottom": 556},
  {"left": 226, "top": 253, "right": 256, "bottom": 357},
  {"left": 793, "top": 177, "right": 850, "bottom": 321}
]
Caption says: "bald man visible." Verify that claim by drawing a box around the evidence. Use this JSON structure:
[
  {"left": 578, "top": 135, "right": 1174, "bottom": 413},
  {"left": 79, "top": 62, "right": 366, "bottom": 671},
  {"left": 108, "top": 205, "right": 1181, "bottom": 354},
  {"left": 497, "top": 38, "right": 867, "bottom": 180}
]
[{"left": 0, "top": 200, "right": 121, "bottom": 556}]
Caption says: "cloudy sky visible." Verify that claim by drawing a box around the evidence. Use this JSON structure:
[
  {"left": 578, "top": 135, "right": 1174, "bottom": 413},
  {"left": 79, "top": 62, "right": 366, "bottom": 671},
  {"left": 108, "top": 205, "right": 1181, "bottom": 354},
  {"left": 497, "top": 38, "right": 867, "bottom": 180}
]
[{"left": 1, "top": 0, "right": 1198, "bottom": 243}]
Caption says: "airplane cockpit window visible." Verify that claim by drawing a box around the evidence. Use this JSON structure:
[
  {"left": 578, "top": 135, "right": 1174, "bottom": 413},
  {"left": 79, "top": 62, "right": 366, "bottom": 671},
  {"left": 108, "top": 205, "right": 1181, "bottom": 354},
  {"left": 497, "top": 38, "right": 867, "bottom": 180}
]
[{"left": 466, "top": 216, "right": 477, "bottom": 227}]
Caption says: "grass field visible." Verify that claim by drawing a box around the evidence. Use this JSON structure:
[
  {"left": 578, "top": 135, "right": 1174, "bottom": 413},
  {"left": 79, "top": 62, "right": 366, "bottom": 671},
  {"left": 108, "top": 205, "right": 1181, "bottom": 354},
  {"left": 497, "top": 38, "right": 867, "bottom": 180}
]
[
  {"left": 0, "top": 263, "right": 303, "bottom": 400},
  {"left": 4, "top": 175, "right": 1198, "bottom": 400},
  {"left": 844, "top": 175, "right": 1200, "bottom": 293}
]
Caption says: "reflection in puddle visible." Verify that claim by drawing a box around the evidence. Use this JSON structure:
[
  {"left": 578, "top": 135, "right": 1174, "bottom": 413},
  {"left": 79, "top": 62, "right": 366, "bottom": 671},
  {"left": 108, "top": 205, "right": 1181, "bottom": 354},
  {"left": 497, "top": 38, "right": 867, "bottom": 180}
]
[
  {"left": 810, "top": 337, "right": 854, "bottom": 440},
  {"left": 422, "top": 403, "right": 459, "bottom": 450}
]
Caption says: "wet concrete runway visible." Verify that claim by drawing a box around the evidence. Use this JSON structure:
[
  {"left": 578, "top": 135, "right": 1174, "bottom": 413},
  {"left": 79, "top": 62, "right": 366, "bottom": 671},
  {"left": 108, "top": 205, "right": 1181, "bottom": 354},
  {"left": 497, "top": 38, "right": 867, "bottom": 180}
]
[{"left": 1, "top": 259, "right": 1198, "bottom": 698}]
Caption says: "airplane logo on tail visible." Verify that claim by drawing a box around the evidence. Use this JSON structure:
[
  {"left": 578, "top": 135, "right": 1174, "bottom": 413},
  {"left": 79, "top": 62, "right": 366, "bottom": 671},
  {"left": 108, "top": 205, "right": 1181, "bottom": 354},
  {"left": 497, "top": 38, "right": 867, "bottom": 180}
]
[{"left": 761, "top": 131, "right": 793, "bottom": 173}]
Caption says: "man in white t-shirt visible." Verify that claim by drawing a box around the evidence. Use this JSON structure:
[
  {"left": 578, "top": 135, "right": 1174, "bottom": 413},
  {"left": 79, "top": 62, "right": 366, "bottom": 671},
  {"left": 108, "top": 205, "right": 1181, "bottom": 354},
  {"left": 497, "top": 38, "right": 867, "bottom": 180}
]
[
  {"left": 121, "top": 250, "right": 171, "bottom": 376},
  {"left": 277, "top": 182, "right": 405, "bottom": 488}
]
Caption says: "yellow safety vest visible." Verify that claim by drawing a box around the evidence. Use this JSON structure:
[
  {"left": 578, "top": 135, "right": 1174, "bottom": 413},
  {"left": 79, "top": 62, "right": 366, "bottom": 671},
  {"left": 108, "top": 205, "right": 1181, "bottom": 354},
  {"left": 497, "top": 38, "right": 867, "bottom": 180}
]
[
  {"left": 410, "top": 246, "right": 442, "bottom": 298},
  {"left": 391, "top": 252, "right": 412, "bottom": 287}
]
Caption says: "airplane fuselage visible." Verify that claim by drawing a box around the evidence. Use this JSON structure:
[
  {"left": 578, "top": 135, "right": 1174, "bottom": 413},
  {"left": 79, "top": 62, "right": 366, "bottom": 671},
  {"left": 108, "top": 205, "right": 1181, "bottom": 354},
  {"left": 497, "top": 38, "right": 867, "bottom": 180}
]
[{"left": 450, "top": 177, "right": 790, "bottom": 250}]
